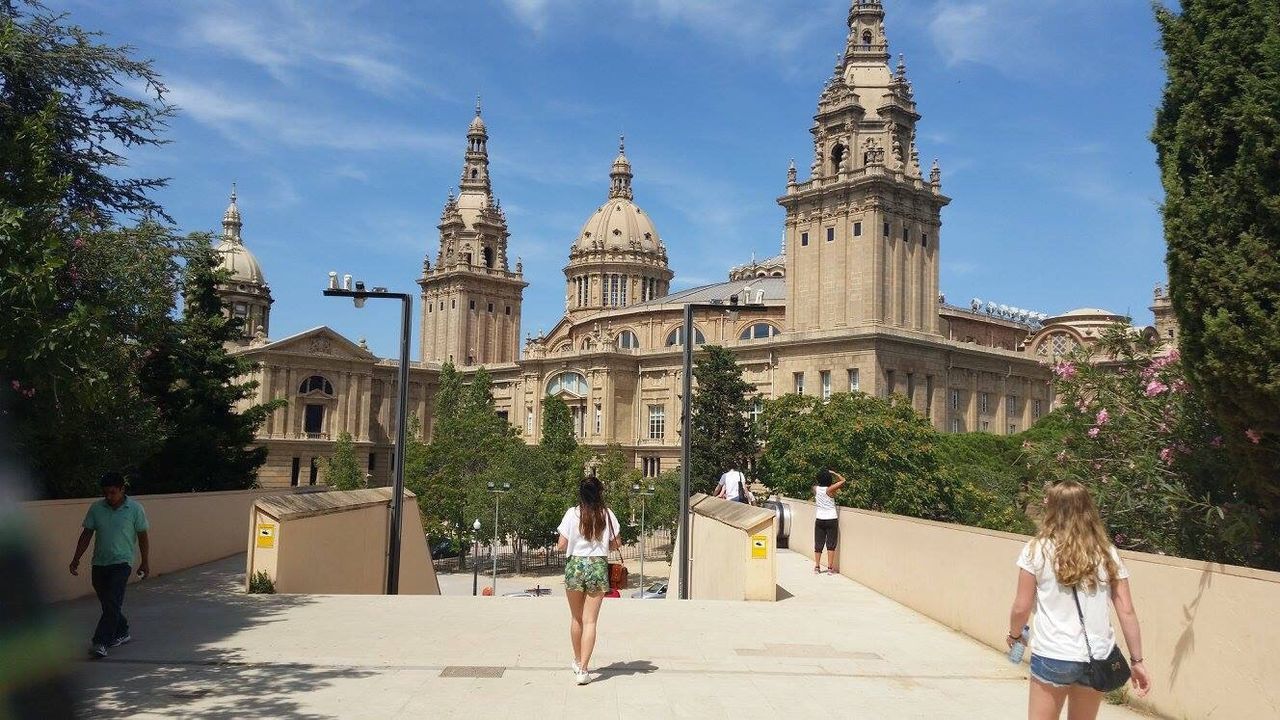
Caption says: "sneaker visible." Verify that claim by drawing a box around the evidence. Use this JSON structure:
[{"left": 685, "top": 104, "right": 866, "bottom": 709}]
[
  {"left": 89, "top": 644, "right": 108, "bottom": 659},
  {"left": 109, "top": 634, "right": 131, "bottom": 648},
  {"left": 575, "top": 669, "right": 591, "bottom": 686},
  {"left": 572, "top": 660, "right": 581, "bottom": 674},
  {"left": 828, "top": 568, "right": 838, "bottom": 575},
  {"left": 813, "top": 565, "right": 822, "bottom": 574}
]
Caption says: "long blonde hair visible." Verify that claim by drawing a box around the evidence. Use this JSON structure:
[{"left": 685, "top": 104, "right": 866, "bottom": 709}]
[{"left": 1035, "top": 480, "right": 1119, "bottom": 591}]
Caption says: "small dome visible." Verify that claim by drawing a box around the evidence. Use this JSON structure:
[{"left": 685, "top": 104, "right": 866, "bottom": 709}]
[
  {"left": 468, "top": 114, "right": 486, "bottom": 134},
  {"left": 574, "top": 198, "right": 662, "bottom": 253},
  {"left": 215, "top": 238, "right": 266, "bottom": 285},
  {"left": 1060, "top": 307, "right": 1119, "bottom": 318}
]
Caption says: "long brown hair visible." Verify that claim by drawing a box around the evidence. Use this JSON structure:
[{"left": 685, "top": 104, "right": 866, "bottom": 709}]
[
  {"left": 1035, "top": 480, "right": 1119, "bottom": 591},
  {"left": 578, "top": 473, "right": 610, "bottom": 542}
]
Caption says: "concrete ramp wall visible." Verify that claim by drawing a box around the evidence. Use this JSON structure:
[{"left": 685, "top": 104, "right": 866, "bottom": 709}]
[
  {"left": 782, "top": 496, "right": 1280, "bottom": 720},
  {"left": 247, "top": 488, "right": 439, "bottom": 595},
  {"left": 671, "top": 494, "right": 776, "bottom": 601}
]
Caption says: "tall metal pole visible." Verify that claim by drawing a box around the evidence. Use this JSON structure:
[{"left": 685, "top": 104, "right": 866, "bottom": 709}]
[
  {"left": 472, "top": 533, "right": 479, "bottom": 596},
  {"left": 639, "top": 494, "right": 646, "bottom": 597},
  {"left": 491, "top": 493, "right": 500, "bottom": 595},
  {"left": 678, "top": 302, "right": 694, "bottom": 600},
  {"left": 387, "top": 295, "right": 410, "bottom": 595}
]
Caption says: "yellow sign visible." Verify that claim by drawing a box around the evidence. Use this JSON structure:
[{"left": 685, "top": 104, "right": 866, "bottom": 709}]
[
  {"left": 751, "top": 534, "right": 768, "bottom": 559},
  {"left": 256, "top": 523, "right": 277, "bottom": 549}
]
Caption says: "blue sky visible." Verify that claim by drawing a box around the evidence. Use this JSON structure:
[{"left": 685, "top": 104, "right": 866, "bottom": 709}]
[{"left": 56, "top": 0, "right": 1171, "bottom": 360}]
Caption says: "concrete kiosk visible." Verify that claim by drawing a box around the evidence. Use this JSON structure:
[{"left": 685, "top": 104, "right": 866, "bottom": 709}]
[
  {"left": 247, "top": 488, "right": 439, "bottom": 595},
  {"left": 671, "top": 493, "right": 777, "bottom": 601}
]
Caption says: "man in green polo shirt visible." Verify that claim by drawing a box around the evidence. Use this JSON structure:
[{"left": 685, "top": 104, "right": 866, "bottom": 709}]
[{"left": 68, "top": 472, "right": 149, "bottom": 659}]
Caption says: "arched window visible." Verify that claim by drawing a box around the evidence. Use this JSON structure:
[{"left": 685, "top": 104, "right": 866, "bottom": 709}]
[
  {"left": 556, "top": 342, "right": 572, "bottom": 354},
  {"left": 739, "top": 323, "right": 779, "bottom": 341},
  {"left": 483, "top": 247, "right": 494, "bottom": 268},
  {"left": 830, "top": 143, "right": 846, "bottom": 174},
  {"left": 616, "top": 330, "right": 639, "bottom": 350},
  {"left": 582, "top": 337, "right": 595, "bottom": 351},
  {"left": 298, "top": 375, "right": 334, "bottom": 395},
  {"left": 546, "top": 371, "right": 589, "bottom": 397},
  {"left": 861, "top": 30, "right": 873, "bottom": 48},
  {"left": 665, "top": 325, "right": 705, "bottom": 347}
]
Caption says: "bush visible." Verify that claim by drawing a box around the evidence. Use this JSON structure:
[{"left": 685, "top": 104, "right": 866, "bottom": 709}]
[{"left": 248, "top": 571, "right": 275, "bottom": 594}]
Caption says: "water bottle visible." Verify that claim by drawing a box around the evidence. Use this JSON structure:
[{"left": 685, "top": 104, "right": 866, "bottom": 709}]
[{"left": 1007, "top": 625, "right": 1029, "bottom": 664}]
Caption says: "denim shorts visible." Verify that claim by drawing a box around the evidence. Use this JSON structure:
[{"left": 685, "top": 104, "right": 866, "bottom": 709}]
[{"left": 1029, "top": 655, "right": 1091, "bottom": 688}]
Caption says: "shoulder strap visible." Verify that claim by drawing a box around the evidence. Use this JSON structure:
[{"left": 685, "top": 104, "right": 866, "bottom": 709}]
[{"left": 1071, "top": 587, "right": 1095, "bottom": 659}]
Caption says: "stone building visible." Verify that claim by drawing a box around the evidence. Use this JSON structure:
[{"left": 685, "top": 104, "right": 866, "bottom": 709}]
[{"left": 219, "top": 0, "right": 1167, "bottom": 488}]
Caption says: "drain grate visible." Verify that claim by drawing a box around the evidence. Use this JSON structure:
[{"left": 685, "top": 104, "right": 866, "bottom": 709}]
[{"left": 439, "top": 665, "right": 506, "bottom": 678}]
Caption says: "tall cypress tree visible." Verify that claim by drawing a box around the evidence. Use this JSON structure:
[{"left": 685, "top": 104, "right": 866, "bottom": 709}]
[
  {"left": 689, "top": 345, "right": 759, "bottom": 495},
  {"left": 135, "top": 242, "right": 278, "bottom": 492},
  {"left": 1153, "top": 0, "right": 1280, "bottom": 499}
]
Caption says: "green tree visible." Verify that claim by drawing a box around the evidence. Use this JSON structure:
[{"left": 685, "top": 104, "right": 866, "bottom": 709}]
[
  {"left": 934, "top": 431, "right": 1036, "bottom": 534},
  {"left": 758, "top": 392, "right": 954, "bottom": 520},
  {"left": 689, "top": 345, "right": 759, "bottom": 495},
  {"left": 135, "top": 242, "right": 279, "bottom": 492},
  {"left": 1153, "top": 0, "right": 1280, "bottom": 498},
  {"left": 1, "top": 3, "right": 177, "bottom": 496},
  {"left": 322, "top": 432, "right": 365, "bottom": 490}
]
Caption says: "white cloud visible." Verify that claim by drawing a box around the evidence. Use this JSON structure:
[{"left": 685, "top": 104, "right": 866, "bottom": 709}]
[
  {"left": 926, "top": 0, "right": 1062, "bottom": 76},
  {"left": 166, "top": 80, "right": 455, "bottom": 154},
  {"left": 181, "top": 1, "right": 431, "bottom": 97}
]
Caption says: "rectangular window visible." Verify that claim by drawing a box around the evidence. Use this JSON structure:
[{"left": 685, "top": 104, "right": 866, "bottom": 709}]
[
  {"left": 308, "top": 458, "right": 319, "bottom": 486},
  {"left": 1033, "top": 399, "right": 1043, "bottom": 419},
  {"left": 750, "top": 398, "right": 764, "bottom": 425},
  {"left": 886, "top": 370, "right": 896, "bottom": 397},
  {"left": 620, "top": 275, "right": 628, "bottom": 306},
  {"left": 906, "top": 373, "right": 915, "bottom": 403},
  {"left": 469, "top": 300, "right": 475, "bottom": 310},
  {"left": 594, "top": 403, "right": 602, "bottom": 435},
  {"left": 487, "top": 302, "right": 494, "bottom": 313},
  {"left": 826, "top": 227, "right": 835, "bottom": 242},
  {"left": 304, "top": 404, "right": 324, "bottom": 436},
  {"left": 1009, "top": 424, "right": 1018, "bottom": 435},
  {"left": 427, "top": 303, "right": 432, "bottom": 313},
  {"left": 883, "top": 221, "right": 890, "bottom": 238},
  {"left": 922, "top": 232, "right": 929, "bottom": 248},
  {"left": 950, "top": 389, "right": 959, "bottom": 410},
  {"left": 368, "top": 453, "right": 376, "bottom": 473},
  {"left": 525, "top": 406, "right": 534, "bottom": 435},
  {"left": 980, "top": 392, "right": 990, "bottom": 414},
  {"left": 505, "top": 305, "right": 511, "bottom": 316},
  {"left": 821, "top": 370, "right": 832, "bottom": 400},
  {"left": 451, "top": 299, "right": 456, "bottom": 308},
  {"left": 801, "top": 231, "right": 809, "bottom": 247},
  {"left": 232, "top": 302, "right": 248, "bottom": 319},
  {"left": 793, "top": 372, "right": 805, "bottom": 395},
  {"left": 853, "top": 221, "right": 862, "bottom": 237},
  {"left": 648, "top": 405, "right": 666, "bottom": 440},
  {"left": 496, "top": 410, "right": 508, "bottom": 424},
  {"left": 950, "top": 418, "right": 960, "bottom": 433},
  {"left": 642, "top": 457, "right": 661, "bottom": 478},
  {"left": 571, "top": 405, "right": 585, "bottom": 438},
  {"left": 1007, "top": 395, "right": 1018, "bottom": 415},
  {"left": 902, "top": 226, "right": 910, "bottom": 242},
  {"left": 848, "top": 368, "right": 860, "bottom": 391},
  {"left": 981, "top": 420, "right": 990, "bottom": 432},
  {"left": 290, "top": 457, "right": 300, "bottom": 487},
  {"left": 925, "top": 375, "right": 935, "bottom": 419}
]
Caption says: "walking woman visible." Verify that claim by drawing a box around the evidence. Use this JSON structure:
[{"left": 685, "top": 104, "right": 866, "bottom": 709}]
[
  {"left": 1007, "top": 480, "right": 1151, "bottom": 719},
  {"left": 813, "top": 469, "right": 846, "bottom": 574},
  {"left": 556, "top": 472, "right": 620, "bottom": 686}
]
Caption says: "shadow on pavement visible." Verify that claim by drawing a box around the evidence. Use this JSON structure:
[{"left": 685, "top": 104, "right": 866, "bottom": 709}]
[
  {"left": 594, "top": 660, "right": 658, "bottom": 682},
  {"left": 62, "top": 556, "right": 374, "bottom": 719},
  {"left": 776, "top": 584, "right": 795, "bottom": 601}
]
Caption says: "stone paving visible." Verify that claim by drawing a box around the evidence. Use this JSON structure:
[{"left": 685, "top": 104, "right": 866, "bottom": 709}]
[{"left": 63, "top": 551, "right": 1147, "bottom": 719}]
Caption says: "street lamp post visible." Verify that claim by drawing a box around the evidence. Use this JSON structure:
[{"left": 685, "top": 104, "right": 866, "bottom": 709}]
[
  {"left": 472, "top": 518, "right": 481, "bottom": 596},
  {"left": 632, "top": 482, "right": 654, "bottom": 597},
  {"left": 677, "top": 293, "right": 765, "bottom": 600},
  {"left": 324, "top": 272, "right": 413, "bottom": 595},
  {"left": 487, "top": 481, "right": 510, "bottom": 594}
]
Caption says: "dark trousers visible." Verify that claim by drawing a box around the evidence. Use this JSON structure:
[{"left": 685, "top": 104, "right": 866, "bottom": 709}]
[{"left": 90, "top": 563, "right": 131, "bottom": 646}]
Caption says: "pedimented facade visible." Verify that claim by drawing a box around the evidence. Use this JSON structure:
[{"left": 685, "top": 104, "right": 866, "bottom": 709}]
[{"left": 219, "top": 1, "right": 1172, "bottom": 489}]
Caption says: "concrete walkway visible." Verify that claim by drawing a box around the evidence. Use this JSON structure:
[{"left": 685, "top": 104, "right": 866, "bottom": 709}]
[{"left": 64, "top": 551, "right": 1146, "bottom": 719}]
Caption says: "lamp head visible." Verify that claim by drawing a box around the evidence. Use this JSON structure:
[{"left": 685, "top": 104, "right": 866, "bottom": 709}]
[
  {"left": 473, "top": 518, "right": 481, "bottom": 531},
  {"left": 327, "top": 271, "right": 338, "bottom": 290},
  {"left": 487, "top": 481, "right": 495, "bottom": 491}
]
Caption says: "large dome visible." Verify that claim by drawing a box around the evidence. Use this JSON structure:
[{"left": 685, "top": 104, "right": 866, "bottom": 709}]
[
  {"left": 216, "top": 239, "right": 266, "bottom": 285},
  {"left": 574, "top": 198, "right": 662, "bottom": 253}
]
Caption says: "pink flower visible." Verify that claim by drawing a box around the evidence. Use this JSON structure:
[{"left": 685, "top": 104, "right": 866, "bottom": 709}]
[
  {"left": 1171, "top": 380, "right": 1188, "bottom": 393},
  {"left": 1088, "top": 427, "right": 1100, "bottom": 439},
  {"left": 1159, "top": 447, "right": 1175, "bottom": 464},
  {"left": 23, "top": 388, "right": 34, "bottom": 398},
  {"left": 10, "top": 380, "right": 20, "bottom": 391},
  {"left": 1157, "top": 422, "right": 1170, "bottom": 434},
  {"left": 1167, "top": 348, "right": 1180, "bottom": 362},
  {"left": 1211, "top": 436, "right": 1223, "bottom": 448},
  {"left": 1075, "top": 398, "right": 1089, "bottom": 412},
  {"left": 1095, "top": 409, "right": 1110, "bottom": 425},
  {"left": 1245, "top": 429, "right": 1262, "bottom": 445},
  {"left": 1145, "top": 380, "right": 1169, "bottom": 397},
  {"left": 1021, "top": 441, "right": 1032, "bottom": 450},
  {"left": 73, "top": 237, "right": 85, "bottom": 249},
  {"left": 1053, "top": 362, "right": 1077, "bottom": 380}
]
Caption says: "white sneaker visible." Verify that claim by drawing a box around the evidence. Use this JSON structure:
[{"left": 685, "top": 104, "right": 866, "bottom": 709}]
[
  {"left": 572, "top": 660, "right": 581, "bottom": 674},
  {"left": 575, "top": 669, "right": 591, "bottom": 685}
]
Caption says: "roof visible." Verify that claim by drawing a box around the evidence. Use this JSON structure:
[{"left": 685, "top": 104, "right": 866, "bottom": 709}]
[
  {"left": 690, "top": 493, "right": 776, "bottom": 531},
  {"left": 254, "top": 487, "right": 417, "bottom": 521},
  {"left": 629, "top": 276, "right": 786, "bottom": 309},
  {"left": 1058, "top": 307, "right": 1121, "bottom": 318}
]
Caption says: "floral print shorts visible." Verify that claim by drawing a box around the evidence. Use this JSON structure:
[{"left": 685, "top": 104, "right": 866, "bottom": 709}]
[{"left": 564, "top": 556, "right": 609, "bottom": 593}]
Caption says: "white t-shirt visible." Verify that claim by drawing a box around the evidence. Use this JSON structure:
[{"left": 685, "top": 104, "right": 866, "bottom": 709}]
[
  {"left": 814, "top": 485, "right": 838, "bottom": 520},
  {"left": 1016, "top": 539, "right": 1130, "bottom": 662},
  {"left": 557, "top": 506, "right": 620, "bottom": 557},
  {"left": 718, "top": 470, "right": 748, "bottom": 501}
]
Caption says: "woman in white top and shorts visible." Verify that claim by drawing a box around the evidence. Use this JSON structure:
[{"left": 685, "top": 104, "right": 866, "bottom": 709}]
[
  {"left": 1006, "top": 480, "right": 1151, "bottom": 719},
  {"left": 813, "top": 469, "right": 846, "bottom": 574},
  {"left": 556, "top": 472, "right": 620, "bottom": 686}
]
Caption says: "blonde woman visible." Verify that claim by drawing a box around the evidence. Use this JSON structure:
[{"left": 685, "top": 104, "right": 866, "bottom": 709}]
[
  {"left": 556, "top": 472, "right": 620, "bottom": 686},
  {"left": 1006, "top": 480, "right": 1151, "bottom": 719}
]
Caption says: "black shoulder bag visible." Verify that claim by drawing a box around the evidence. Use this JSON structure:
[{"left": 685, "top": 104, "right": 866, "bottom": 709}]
[{"left": 1071, "top": 587, "right": 1131, "bottom": 693}]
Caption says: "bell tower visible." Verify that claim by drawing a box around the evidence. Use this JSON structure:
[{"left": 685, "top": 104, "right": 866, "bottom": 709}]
[
  {"left": 779, "top": 0, "right": 948, "bottom": 334},
  {"left": 419, "top": 100, "right": 527, "bottom": 366}
]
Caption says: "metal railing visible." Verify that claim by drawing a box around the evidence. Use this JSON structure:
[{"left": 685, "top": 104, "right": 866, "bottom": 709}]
[{"left": 433, "top": 529, "right": 674, "bottom": 574}]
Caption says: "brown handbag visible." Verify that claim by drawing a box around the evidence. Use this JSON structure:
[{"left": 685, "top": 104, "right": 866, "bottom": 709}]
[{"left": 608, "top": 551, "right": 629, "bottom": 590}]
